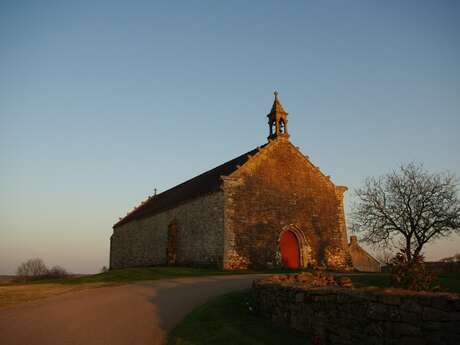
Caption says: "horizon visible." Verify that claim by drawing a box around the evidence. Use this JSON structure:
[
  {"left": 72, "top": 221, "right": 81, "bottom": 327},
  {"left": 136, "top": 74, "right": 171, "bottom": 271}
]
[{"left": 1, "top": 0, "right": 459, "bottom": 275}]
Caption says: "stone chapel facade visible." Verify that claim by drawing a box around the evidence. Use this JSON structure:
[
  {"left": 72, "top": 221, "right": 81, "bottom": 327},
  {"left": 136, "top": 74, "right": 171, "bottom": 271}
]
[{"left": 110, "top": 93, "right": 378, "bottom": 271}]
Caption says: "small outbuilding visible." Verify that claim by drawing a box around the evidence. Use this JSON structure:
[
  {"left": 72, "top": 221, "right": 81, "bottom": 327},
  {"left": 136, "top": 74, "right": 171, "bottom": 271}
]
[{"left": 348, "top": 235, "right": 381, "bottom": 272}]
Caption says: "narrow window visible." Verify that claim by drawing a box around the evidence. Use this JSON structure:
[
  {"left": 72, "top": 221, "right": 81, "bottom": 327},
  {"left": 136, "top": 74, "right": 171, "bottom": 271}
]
[{"left": 166, "top": 222, "right": 177, "bottom": 265}]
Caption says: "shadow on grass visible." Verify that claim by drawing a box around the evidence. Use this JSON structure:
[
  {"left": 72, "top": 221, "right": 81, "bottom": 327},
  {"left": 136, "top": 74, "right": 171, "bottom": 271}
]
[{"left": 167, "top": 289, "right": 310, "bottom": 345}]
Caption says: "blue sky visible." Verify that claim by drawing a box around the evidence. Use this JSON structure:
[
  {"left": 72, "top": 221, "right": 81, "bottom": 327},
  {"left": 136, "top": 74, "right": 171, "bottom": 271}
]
[{"left": 1, "top": 1, "right": 459, "bottom": 274}]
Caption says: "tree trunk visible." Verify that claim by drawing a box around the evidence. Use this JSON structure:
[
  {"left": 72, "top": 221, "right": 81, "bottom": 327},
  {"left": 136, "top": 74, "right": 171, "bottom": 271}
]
[{"left": 405, "top": 237, "right": 412, "bottom": 262}]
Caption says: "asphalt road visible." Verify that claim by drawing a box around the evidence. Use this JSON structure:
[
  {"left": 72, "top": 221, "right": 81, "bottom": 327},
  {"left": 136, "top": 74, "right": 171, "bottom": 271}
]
[{"left": 0, "top": 274, "right": 264, "bottom": 345}]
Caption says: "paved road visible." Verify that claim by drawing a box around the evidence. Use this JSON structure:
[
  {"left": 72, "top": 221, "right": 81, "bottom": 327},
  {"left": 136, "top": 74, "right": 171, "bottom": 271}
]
[{"left": 0, "top": 274, "right": 264, "bottom": 345}]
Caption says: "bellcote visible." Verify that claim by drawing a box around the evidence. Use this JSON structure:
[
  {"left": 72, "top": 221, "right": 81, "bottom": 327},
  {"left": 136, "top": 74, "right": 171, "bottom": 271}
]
[{"left": 267, "top": 91, "right": 289, "bottom": 141}]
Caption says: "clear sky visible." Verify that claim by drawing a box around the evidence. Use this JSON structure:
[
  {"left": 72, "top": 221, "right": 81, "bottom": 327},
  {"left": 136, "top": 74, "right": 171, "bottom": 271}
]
[{"left": 1, "top": 1, "right": 459, "bottom": 274}]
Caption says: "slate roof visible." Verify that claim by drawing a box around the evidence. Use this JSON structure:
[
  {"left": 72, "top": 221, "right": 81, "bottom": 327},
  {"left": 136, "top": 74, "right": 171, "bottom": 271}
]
[{"left": 113, "top": 145, "right": 263, "bottom": 228}]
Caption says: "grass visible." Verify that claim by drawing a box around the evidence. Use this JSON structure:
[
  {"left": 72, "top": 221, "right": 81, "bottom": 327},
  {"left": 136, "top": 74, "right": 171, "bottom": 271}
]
[
  {"left": 0, "top": 283, "right": 108, "bottom": 307},
  {"left": 25, "top": 266, "right": 268, "bottom": 285},
  {"left": 0, "top": 266, "right": 262, "bottom": 308},
  {"left": 9, "top": 266, "right": 314, "bottom": 286},
  {"left": 437, "top": 272, "right": 460, "bottom": 293},
  {"left": 167, "top": 289, "right": 310, "bottom": 345},
  {"left": 346, "top": 272, "right": 392, "bottom": 289},
  {"left": 0, "top": 267, "right": 258, "bottom": 286},
  {"left": 59, "top": 268, "right": 456, "bottom": 292},
  {"left": 1, "top": 266, "right": 298, "bottom": 308},
  {"left": 346, "top": 272, "right": 460, "bottom": 293},
  {"left": 2, "top": 267, "right": 458, "bottom": 309}
]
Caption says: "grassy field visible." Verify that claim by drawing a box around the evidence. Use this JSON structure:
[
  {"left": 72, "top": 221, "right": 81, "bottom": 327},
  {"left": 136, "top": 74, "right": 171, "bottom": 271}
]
[
  {"left": 347, "top": 272, "right": 460, "bottom": 293},
  {"left": 0, "top": 283, "right": 109, "bottom": 308},
  {"left": 0, "top": 266, "right": 262, "bottom": 307},
  {"left": 6, "top": 266, "right": 316, "bottom": 286},
  {"left": 167, "top": 289, "right": 310, "bottom": 345},
  {"left": 33, "top": 266, "right": 262, "bottom": 285}
]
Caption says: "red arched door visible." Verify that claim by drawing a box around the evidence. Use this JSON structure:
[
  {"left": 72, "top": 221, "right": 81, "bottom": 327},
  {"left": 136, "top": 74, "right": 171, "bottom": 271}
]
[{"left": 280, "top": 230, "right": 300, "bottom": 269}]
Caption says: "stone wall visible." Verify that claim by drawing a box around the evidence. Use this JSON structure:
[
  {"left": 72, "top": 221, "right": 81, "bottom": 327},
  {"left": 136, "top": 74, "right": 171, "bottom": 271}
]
[
  {"left": 110, "top": 191, "right": 224, "bottom": 269},
  {"left": 349, "top": 235, "right": 381, "bottom": 272},
  {"left": 222, "top": 138, "right": 351, "bottom": 270},
  {"left": 253, "top": 279, "right": 460, "bottom": 345}
]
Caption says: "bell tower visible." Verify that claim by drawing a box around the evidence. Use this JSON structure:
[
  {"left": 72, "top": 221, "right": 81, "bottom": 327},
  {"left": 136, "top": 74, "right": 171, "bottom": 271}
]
[{"left": 267, "top": 91, "right": 289, "bottom": 141}]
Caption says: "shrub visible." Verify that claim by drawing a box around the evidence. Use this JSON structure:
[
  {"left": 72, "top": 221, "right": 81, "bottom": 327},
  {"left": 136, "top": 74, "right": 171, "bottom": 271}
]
[
  {"left": 16, "top": 258, "right": 48, "bottom": 279},
  {"left": 16, "top": 259, "right": 69, "bottom": 281},
  {"left": 100, "top": 266, "right": 109, "bottom": 273},
  {"left": 47, "top": 265, "right": 68, "bottom": 278},
  {"left": 390, "top": 249, "right": 439, "bottom": 291}
]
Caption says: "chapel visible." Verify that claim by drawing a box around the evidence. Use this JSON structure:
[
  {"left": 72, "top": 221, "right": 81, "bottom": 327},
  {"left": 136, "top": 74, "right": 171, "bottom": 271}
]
[{"left": 110, "top": 93, "right": 379, "bottom": 271}]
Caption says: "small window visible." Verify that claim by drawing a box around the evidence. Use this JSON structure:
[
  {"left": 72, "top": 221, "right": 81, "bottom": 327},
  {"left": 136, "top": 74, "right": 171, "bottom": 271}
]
[{"left": 167, "top": 222, "right": 177, "bottom": 265}]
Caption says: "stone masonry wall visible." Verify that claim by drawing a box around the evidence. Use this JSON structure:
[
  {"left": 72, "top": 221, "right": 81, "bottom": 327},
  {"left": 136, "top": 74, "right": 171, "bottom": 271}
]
[
  {"left": 253, "top": 280, "right": 460, "bottom": 345},
  {"left": 222, "top": 138, "right": 351, "bottom": 270},
  {"left": 110, "top": 191, "right": 224, "bottom": 269}
]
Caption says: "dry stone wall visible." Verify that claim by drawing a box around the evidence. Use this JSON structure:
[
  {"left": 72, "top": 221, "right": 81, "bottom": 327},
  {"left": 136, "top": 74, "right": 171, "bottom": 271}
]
[
  {"left": 110, "top": 191, "right": 224, "bottom": 269},
  {"left": 253, "top": 279, "right": 460, "bottom": 345}
]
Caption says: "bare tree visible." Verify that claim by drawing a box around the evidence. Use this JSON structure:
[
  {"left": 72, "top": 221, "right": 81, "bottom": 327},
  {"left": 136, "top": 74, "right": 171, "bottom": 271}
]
[
  {"left": 375, "top": 249, "right": 394, "bottom": 266},
  {"left": 16, "top": 258, "right": 48, "bottom": 278},
  {"left": 351, "top": 163, "right": 460, "bottom": 263}
]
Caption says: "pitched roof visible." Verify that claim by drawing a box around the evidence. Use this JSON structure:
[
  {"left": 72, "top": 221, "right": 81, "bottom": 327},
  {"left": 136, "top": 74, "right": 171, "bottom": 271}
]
[
  {"left": 269, "top": 91, "right": 288, "bottom": 115},
  {"left": 113, "top": 146, "right": 263, "bottom": 228}
]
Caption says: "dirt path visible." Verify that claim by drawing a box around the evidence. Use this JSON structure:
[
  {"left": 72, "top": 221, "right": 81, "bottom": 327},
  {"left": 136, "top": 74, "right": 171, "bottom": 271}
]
[{"left": 0, "top": 274, "right": 264, "bottom": 345}]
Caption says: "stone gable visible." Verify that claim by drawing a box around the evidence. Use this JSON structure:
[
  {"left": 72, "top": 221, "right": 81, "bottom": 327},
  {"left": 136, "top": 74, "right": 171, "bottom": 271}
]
[{"left": 222, "top": 138, "right": 351, "bottom": 269}]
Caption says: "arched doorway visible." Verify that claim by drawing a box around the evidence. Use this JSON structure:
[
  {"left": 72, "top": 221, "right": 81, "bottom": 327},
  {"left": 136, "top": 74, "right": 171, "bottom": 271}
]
[
  {"left": 278, "top": 225, "right": 314, "bottom": 269},
  {"left": 279, "top": 230, "right": 300, "bottom": 269}
]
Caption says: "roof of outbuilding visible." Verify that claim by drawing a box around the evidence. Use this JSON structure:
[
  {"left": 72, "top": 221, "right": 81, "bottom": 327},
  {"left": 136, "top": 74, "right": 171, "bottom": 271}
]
[{"left": 113, "top": 145, "right": 263, "bottom": 228}]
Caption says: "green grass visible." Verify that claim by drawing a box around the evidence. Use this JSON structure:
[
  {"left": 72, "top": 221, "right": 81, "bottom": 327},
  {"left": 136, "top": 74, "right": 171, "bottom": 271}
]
[
  {"left": 345, "top": 272, "right": 460, "bottom": 293},
  {"left": 25, "top": 267, "right": 262, "bottom": 285},
  {"left": 434, "top": 272, "right": 460, "bottom": 293},
  {"left": 167, "top": 289, "right": 310, "bottom": 345},
  {"left": 15, "top": 266, "right": 315, "bottom": 286},
  {"left": 20, "top": 266, "right": 460, "bottom": 293},
  {"left": 346, "top": 272, "right": 392, "bottom": 289}
]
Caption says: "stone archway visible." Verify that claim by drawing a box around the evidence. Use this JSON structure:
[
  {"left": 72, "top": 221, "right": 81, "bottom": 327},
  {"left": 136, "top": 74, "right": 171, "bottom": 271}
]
[{"left": 278, "top": 225, "right": 313, "bottom": 269}]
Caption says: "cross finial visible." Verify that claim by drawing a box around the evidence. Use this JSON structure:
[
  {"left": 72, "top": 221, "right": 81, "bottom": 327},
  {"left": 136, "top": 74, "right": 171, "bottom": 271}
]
[{"left": 274, "top": 90, "right": 278, "bottom": 100}]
